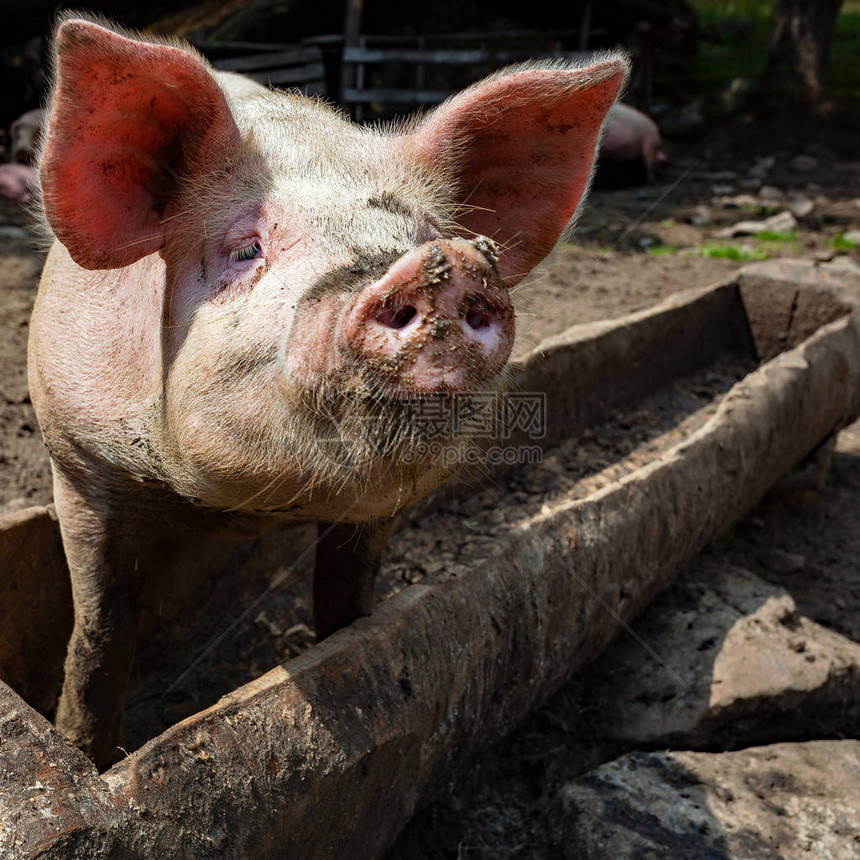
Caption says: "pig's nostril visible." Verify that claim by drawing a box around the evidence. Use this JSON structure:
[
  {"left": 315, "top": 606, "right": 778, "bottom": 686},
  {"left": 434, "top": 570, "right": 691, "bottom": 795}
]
[
  {"left": 377, "top": 305, "right": 418, "bottom": 330},
  {"left": 465, "top": 305, "right": 493, "bottom": 330}
]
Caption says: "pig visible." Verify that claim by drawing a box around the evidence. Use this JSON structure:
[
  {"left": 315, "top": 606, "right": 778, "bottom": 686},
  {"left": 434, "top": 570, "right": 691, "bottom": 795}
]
[
  {"left": 598, "top": 101, "right": 667, "bottom": 184},
  {"left": 29, "top": 16, "right": 627, "bottom": 768},
  {"left": 0, "top": 162, "right": 36, "bottom": 202},
  {"left": 10, "top": 107, "right": 44, "bottom": 164}
]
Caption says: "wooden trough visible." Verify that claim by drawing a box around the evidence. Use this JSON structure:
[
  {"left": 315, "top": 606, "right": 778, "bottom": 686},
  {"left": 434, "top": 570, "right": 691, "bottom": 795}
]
[{"left": 2, "top": 259, "right": 860, "bottom": 859}]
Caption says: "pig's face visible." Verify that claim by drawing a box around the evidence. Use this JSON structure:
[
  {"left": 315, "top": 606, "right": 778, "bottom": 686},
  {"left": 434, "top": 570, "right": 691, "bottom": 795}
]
[
  {"left": 158, "top": 96, "right": 503, "bottom": 513},
  {"left": 36, "top": 18, "right": 628, "bottom": 520}
]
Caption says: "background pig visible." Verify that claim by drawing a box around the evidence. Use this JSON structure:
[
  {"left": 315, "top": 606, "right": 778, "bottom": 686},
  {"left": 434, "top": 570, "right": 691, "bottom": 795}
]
[
  {"left": 598, "top": 101, "right": 667, "bottom": 184},
  {"left": 10, "top": 107, "right": 43, "bottom": 164},
  {"left": 0, "top": 162, "right": 36, "bottom": 202},
  {"left": 30, "top": 17, "right": 627, "bottom": 768}
]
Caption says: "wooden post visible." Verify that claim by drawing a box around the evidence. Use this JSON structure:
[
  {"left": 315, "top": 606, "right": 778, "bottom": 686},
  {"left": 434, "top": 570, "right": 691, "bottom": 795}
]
[
  {"left": 579, "top": 0, "right": 593, "bottom": 51},
  {"left": 342, "top": 0, "right": 364, "bottom": 120}
]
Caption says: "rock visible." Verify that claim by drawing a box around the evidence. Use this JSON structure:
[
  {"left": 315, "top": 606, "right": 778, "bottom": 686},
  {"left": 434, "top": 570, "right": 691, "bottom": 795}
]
[
  {"left": 560, "top": 741, "right": 860, "bottom": 859},
  {"left": 710, "top": 183, "right": 736, "bottom": 197},
  {"left": 759, "top": 548, "right": 806, "bottom": 574},
  {"left": 715, "top": 210, "right": 798, "bottom": 238},
  {"left": 748, "top": 156, "right": 775, "bottom": 181},
  {"left": 738, "top": 177, "right": 762, "bottom": 191},
  {"left": 0, "top": 225, "right": 28, "bottom": 240},
  {"left": 688, "top": 205, "right": 712, "bottom": 227},
  {"left": 791, "top": 154, "right": 819, "bottom": 173},
  {"left": 694, "top": 170, "right": 738, "bottom": 181},
  {"left": 822, "top": 256, "right": 860, "bottom": 277},
  {"left": 578, "top": 562, "right": 860, "bottom": 748},
  {"left": 790, "top": 196, "right": 815, "bottom": 218},
  {"left": 758, "top": 184, "right": 785, "bottom": 202},
  {"left": 712, "top": 192, "right": 757, "bottom": 210},
  {"left": 842, "top": 229, "right": 860, "bottom": 246}
]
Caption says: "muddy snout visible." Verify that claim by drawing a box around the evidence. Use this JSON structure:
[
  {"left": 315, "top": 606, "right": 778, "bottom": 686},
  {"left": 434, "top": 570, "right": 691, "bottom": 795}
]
[{"left": 345, "top": 238, "right": 515, "bottom": 393}]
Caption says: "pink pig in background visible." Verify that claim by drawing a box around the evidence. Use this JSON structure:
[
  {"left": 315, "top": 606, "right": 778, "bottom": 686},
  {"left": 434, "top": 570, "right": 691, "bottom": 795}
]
[
  {"left": 0, "top": 108, "right": 43, "bottom": 202},
  {"left": 30, "top": 16, "right": 628, "bottom": 768},
  {"left": 10, "top": 107, "right": 44, "bottom": 164},
  {"left": 599, "top": 101, "right": 668, "bottom": 183},
  {"left": 0, "top": 162, "right": 36, "bottom": 203}
]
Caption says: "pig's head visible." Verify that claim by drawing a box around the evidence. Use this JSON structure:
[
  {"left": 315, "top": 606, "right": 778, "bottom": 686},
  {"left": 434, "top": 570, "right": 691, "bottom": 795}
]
[{"left": 38, "top": 18, "right": 627, "bottom": 518}]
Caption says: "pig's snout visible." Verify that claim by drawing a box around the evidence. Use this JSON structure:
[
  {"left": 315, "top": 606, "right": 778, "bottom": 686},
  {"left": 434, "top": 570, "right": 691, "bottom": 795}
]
[{"left": 345, "top": 239, "right": 514, "bottom": 393}]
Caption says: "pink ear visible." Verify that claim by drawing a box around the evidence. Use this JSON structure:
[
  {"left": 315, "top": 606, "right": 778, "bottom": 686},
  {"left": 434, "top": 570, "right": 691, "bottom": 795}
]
[
  {"left": 411, "top": 59, "right": 628, "bottom": 285},
  {"left": 41, "top": 19, "right": 240, "bottom": 270}
]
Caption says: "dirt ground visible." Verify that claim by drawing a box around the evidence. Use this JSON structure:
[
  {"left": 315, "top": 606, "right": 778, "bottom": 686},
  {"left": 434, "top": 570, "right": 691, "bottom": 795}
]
[{"left": 2, "top": 138, "right": 860, "bottom": 856}]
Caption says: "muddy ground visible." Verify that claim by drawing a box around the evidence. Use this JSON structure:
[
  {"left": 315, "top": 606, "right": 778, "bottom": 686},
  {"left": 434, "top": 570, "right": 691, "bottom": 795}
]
[{"left": 1, "top": 138, "right": 860, "bottom": 857}]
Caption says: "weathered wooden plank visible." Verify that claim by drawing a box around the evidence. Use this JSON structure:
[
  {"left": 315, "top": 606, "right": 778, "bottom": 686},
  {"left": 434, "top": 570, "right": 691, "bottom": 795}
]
[
  {"left": 354, "top": 30, "right": 584, "bottom": 44},
  {"left": 0, "top": 504, "right": 70, "bottom": 717},
  {"left": 194, "top": 40, "right": 297, "bottom": 52},
  {"left": 0, "top": 681, "right": 126, "bottom": 860},
  {"left": 0, "top": 506, "right": 316, "bottom": 729},
  {"left": 213, "top": 46, "right": 322, "bottom": 71},
  {"left": 250, "top": 64, "right": 326, "bottom": 87},
  {"left": 511, "top": 281, "right": 757, "bottom": 450},
  {"left": 342, "top": 47, "right": 564, "bottom": 64},
  {"left": 342, "top": 87, "right": 453, "bottom": 104}
]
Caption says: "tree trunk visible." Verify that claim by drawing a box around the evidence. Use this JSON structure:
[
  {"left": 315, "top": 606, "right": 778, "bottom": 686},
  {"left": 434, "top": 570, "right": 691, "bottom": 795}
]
[{"left": 762, "top": 0, "right": 844, "bottom": 112}]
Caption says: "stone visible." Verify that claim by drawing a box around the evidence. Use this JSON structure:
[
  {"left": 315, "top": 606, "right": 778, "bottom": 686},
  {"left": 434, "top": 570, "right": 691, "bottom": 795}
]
[
  {"left": 758, "top": 548, "right": 806, "bottom": 574},
  {"left": 712, "top": 192, "right": 758, "bottom": 210},
  {"left": 715, "top": 210, "right": 797, "bottom": 238},
  {"left": 738, "top": 177, "right": 762, "bottom": 191},
  {"left": 791, "top": 154, "right": 819, "bottom": 172},
  {"left": 748, "top": 156, "right": 775, "bottom": 180},
  {"left": 560, "top": 741, "right": 860, "bottom": 859},
  {"left": 822, "top": 256, "right": 860, "bottom": 277},
  {"left": 578, "top": 562, "right": 860, "bottom": 749},
  {"left": 757, "top": 185, "right": 785, "bottom": 202},
  {"left": 0, "top": 226, "right": 28, "bottom": 240},
  {"left": 790, "top": 196, "right": 814, "bottom": 218},
  {"left": 688, "top": 205, "right": 713, "bottom": 227},
  {"left": 710, "top": 184, "right": 736, "bottom": 197}
]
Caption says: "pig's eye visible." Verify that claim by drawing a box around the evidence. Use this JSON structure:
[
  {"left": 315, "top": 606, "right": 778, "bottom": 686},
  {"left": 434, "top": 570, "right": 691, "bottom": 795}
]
[{"left": 230, "top": 240, "right": 263, "bottom": 263}]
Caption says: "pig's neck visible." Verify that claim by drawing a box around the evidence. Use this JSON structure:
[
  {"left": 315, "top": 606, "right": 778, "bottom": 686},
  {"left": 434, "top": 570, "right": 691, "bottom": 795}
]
[{"left": 29, "top": 243, "right": 170, "bottom": 483}]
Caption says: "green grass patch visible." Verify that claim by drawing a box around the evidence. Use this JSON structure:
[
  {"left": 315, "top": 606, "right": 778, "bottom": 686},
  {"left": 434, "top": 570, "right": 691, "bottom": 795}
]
[
  {"left": 830, "top": 232, "right": 859, "bottom": 251},
  {"left": 754, "top": 230, "right": 800, "bottom": 242},
  {"left": 646, "top": 244, "right": 679, "bottom": 256},
  {"left": 698, "top": 243, "right": 769, "bottom": 261}
]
